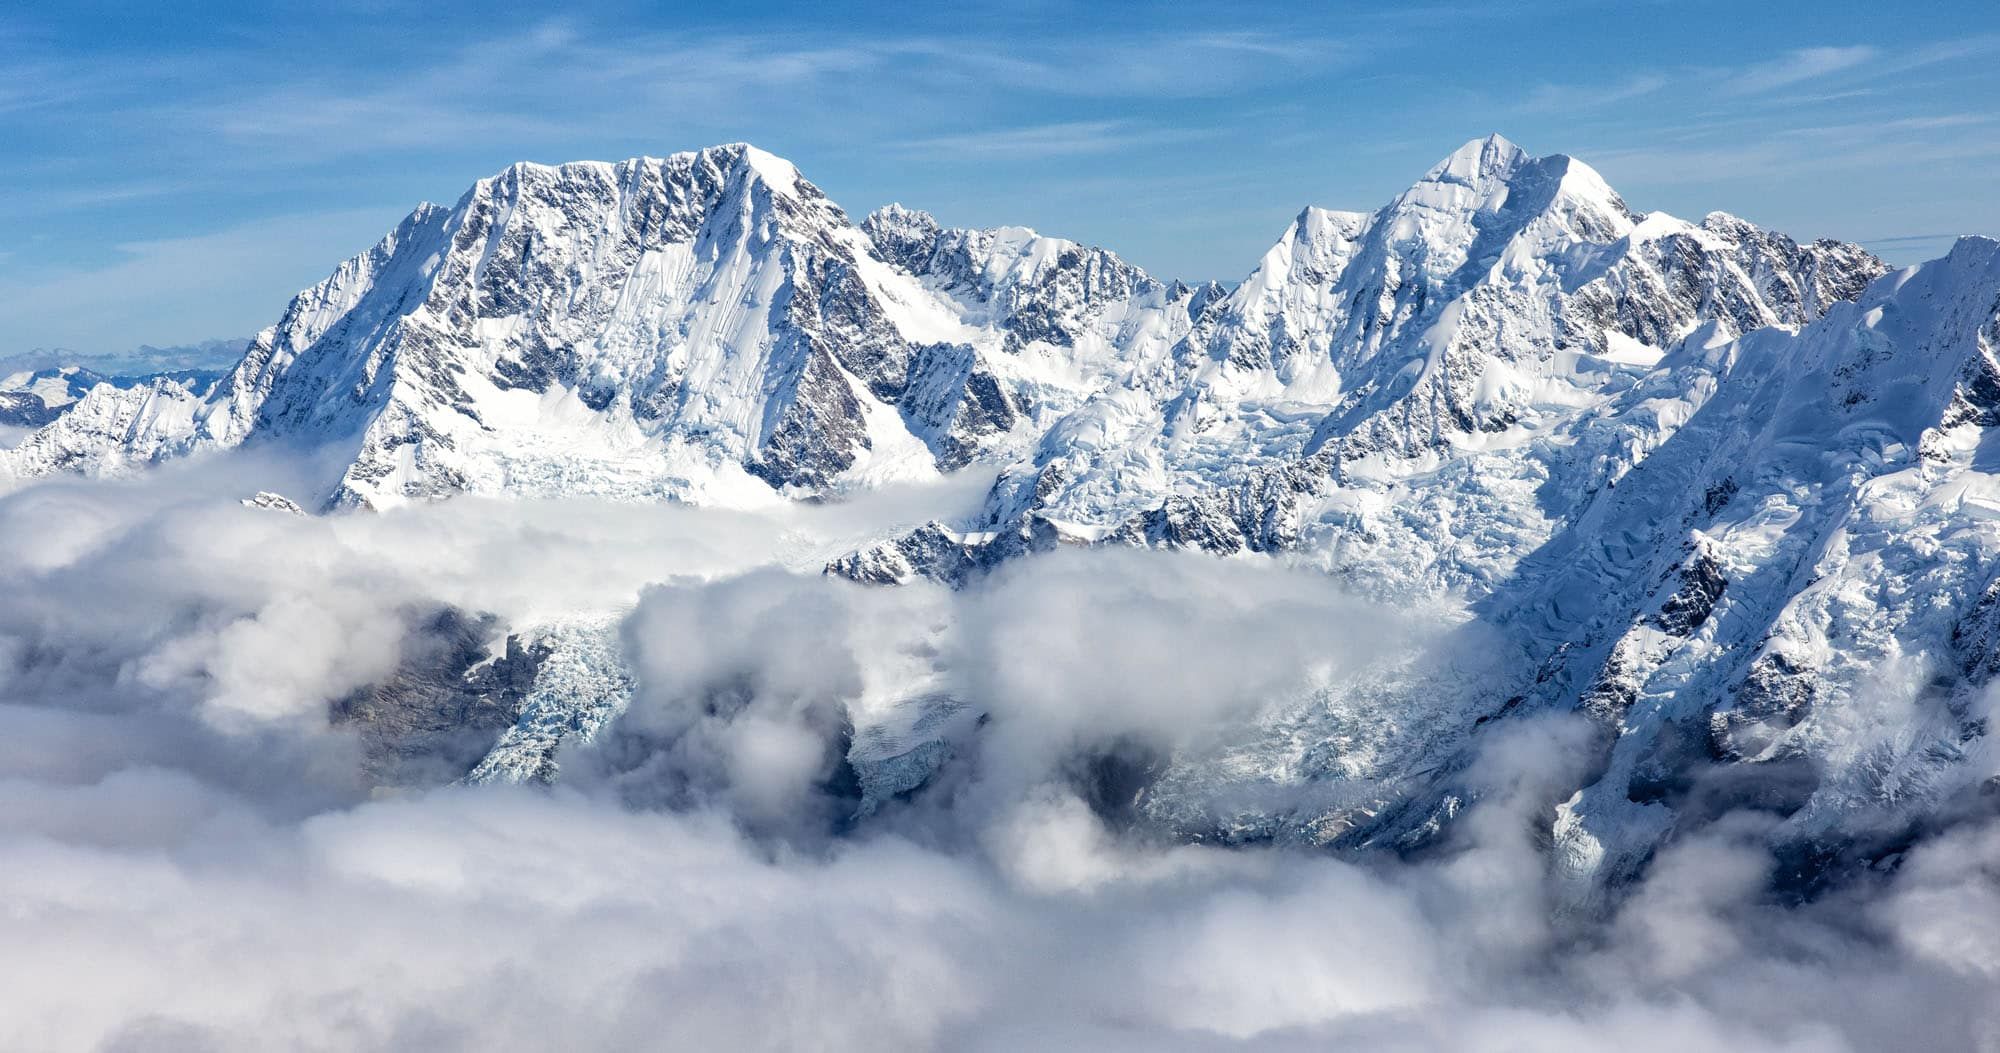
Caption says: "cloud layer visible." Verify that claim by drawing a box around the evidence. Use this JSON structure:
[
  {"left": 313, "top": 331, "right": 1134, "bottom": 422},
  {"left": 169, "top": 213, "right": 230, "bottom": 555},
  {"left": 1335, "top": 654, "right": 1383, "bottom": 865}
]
[{"left": 0, "top": 458, "right": 1996, "bottom": 1050}]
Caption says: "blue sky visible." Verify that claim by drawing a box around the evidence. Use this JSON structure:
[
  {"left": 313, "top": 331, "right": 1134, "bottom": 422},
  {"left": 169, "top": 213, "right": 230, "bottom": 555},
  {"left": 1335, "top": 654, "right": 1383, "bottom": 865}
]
[{"left": 3, "top": 0, "right": 1997, "bottom": 355}]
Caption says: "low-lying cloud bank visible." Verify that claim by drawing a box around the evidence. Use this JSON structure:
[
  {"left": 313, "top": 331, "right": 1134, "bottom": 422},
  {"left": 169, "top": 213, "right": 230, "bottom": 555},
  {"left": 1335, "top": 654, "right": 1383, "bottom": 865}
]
[{"left": 0, "top": 457, "right": 1996, "bottom": 1051}]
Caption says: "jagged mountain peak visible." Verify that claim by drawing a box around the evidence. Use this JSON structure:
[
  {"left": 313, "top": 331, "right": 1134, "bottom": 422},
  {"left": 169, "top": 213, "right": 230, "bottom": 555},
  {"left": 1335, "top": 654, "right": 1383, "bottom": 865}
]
[
  {"left": 1280, "top": 206, "right": 1374, "bottom": 261},
  {"left": 859, "top": 203, "right": 1169, "bottom": 361},
  {"left": 827, "top": 172, "right": 1984, "bottom": 892},
  {"left": 1202, "top": 134, "right": 1871, "bottom": 385},
  {"left": 850, "top": 135, "right": 1890, "bottom": 604},
  {"left": 864, "top": 202, "right": 940, "bottom": 232},
  {"left": 864, "top": 202, "right": 1132, "bottom": 278},
  {"left": 722, "top": 141, "right": 806, "bottom": 192},
  {"left": 1419, "top": 132, "right": 1530, "bottom": 185},
  {"left": 472, "top": 142, "right": 803, "bottom": 194},
  {"left": 1385, "top": 142, "right": 1635, "bottom": 283},
  {"left": 449, "top": 142, "right": 842, "bottom": 251},
  {"left": 862, "top": 203, "right": 946, "bottom": 269},
  {"left": 1940, "top": 231, "right": 2000, "bottom": 268},
  {"left": 1412, "top": 134, "right": 1615, "bottom": 202},
  {"left": 1402, "top": 135, "right": 1625, "bottom": 228}
]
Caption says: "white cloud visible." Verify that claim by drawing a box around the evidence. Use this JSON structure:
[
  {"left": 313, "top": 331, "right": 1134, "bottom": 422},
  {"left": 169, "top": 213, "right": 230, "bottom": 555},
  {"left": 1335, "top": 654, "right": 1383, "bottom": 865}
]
[
  {"left": 1518, "top": 73, "right": 1669, "bottom": 113},
  {"left": 894, "top": 121, "right": 1204, "bottom": 159},
  {"left": 1726, "top": 45, "right": 1878, "bottom": 95},
  {"left": 0, "top": 458, "right": 1996, "bottom": 1048},
  {"left": 0, "top": 208, "right": 399, "bottom": 354}
]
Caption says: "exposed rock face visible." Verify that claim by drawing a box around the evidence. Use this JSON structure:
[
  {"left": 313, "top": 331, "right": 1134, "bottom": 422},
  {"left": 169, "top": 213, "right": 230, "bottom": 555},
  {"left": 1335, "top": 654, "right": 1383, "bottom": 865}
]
[
  {"left": 241, "top": 491, "right": 308, "bottom": 515},
  {"left": 330, "top": 608, "right": 549, "bottom": 787},
  {"left": 813, "top": 151, "right": 2000, "bottom": 898}
]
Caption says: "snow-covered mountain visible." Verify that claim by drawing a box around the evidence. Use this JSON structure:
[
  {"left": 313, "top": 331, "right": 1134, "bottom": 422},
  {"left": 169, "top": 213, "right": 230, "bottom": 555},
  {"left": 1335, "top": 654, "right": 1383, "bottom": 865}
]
[
  {"left": 19, "top": 136, "right": 2000, "bottom": 892},
  {"left": 0, "top": 144, "right": 1198, "bottom": 508},
  {"left": 838, "top": 134, "right": 1882, "bottom": 586},
  {"left": 1128, "top": 233, "right": 2000, "bottom": 891},
  {"left": 0, "top": 366, "right": 119, "bottom": 428},
  {"left": 0, "top": 340, "right": 241, "bottom": 430},
  {"left": 2, "top": 135, "right": 1874, "bottom": 533}
]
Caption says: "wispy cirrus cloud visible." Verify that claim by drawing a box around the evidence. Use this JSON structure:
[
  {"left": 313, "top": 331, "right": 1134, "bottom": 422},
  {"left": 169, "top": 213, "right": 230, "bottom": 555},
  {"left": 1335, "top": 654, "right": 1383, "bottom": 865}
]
[
  {"left": 1879, "top": 32, "right": 2000, "bottom": 74},
  {"left": 169, "top": 24, "right": 1324, "bottom": 166},
  {"left": 892, "top": 120, "right": 1206, "bottom": 159},
  {"left": 1859, "top": 232, "right": 1969, "bottom": 260},
  {"left": 1512, "top": 35, "right": 2000, "bottom": 117},
  {"left": 1517, "top": 73, "right": 1669, "bottom": 113},
  {"left": 1771, "top": 112, "right": 1995, "bottom": 138},
  {"left": 892, "top": 30, "right": 1344, "bottom": 100},
  {"left": 0, "top": 208, "right": 399, "bottom": 352},
  {"left": 3, "top": 15, "right": 1351, "bottom": 350},
  {"left": 1864, "top": 232, "right": 1968, "bottom": 248},
  {"left": 1584, "top": 123, "right": 2000, "bottom": 185},
  {"left": 1724, "top": 45, "right": 1878, "bottom": 95}
]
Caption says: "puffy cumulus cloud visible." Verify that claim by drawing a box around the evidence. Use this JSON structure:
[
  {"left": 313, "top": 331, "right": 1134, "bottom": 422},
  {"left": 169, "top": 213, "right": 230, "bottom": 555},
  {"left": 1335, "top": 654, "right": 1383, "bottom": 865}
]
[
  {"left": 0, "top": 788, "right": 995, "bottom": 1051},
  {"left": 981, "top": 790, "right": 1263, "bottom": 895},
  {"left": 0, "top": 457, "right": 1997, "bottom": 1050},
  {"left": 1880, "top": 819, "right": 2000, "bottom": 981},
  {"left": 952, "top": 549, "right": 1464, "bottom": 787}
]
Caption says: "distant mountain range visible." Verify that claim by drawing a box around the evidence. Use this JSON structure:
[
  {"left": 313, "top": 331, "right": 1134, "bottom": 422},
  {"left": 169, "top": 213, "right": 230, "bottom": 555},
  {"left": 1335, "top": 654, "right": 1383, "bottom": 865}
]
[
  {"left": 0, "top": 337, "right": 248, "bottom": 380},
  {"left": 0, "top": 340, "right": 240, "bottom": 428}
]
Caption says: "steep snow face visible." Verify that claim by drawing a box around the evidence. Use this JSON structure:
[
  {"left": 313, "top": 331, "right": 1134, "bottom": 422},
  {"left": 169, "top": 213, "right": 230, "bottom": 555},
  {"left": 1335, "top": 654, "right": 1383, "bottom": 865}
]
[
  {"left": 2, "top": 146, "right": 1184, "bottom": 508},
  {"left": 3, "top": 202, "right": 453, "bottom": 487},
  {"left": 864, "top": 203, "right": 1188, "bottom": 366},
  {"left": 1115, "top": 238, "right": 2000, "bottom": 883},
  {"left": 861, "top": 203, "right": 1206, "bottom": 461},
  {"left": 1523, "top": 236, "right": 2000, "bottom": 887},
  {"left": 234, "top": 144, "right": 960, "bottom": 508}
]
